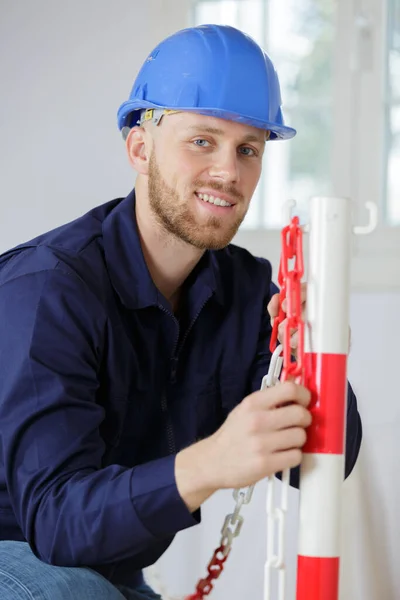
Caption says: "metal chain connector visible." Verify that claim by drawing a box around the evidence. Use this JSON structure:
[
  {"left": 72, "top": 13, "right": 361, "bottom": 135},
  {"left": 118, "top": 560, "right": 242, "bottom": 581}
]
[{"left": 185, "top": 486, "right": 254, "bottom": 599}]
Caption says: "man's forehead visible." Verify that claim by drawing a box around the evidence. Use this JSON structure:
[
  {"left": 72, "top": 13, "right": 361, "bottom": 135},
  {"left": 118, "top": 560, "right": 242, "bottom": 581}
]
[{"left": 167, "top": 112, "right": 268, "bottom": 142}]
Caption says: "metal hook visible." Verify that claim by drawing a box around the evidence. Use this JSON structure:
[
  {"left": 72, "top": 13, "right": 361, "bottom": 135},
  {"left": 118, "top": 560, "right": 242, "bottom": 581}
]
[
  {"left": 282, "top": 199, "right": 296, "bottom": 225},
  {"left": 353, "top": 201, "right": 378, "bottom": 235}
]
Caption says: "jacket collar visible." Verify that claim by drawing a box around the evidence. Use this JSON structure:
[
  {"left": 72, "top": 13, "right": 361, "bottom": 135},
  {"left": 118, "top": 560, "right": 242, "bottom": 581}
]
[{"left": 102, "top": 189, "right": 224, "bottom": 310}]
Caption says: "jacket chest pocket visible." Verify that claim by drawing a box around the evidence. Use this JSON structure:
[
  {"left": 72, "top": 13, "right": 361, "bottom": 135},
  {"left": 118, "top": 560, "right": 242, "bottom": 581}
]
[
  {"left": 194, "top": 375, "right": 246, "bottom": 439},
  {"left": 195, "top": 384, "right": 221, "bottom": 440}
]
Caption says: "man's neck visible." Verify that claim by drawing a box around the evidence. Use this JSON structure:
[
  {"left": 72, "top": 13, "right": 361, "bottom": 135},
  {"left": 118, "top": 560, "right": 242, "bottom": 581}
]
[{"left": 134, "top": 186, "right": 204, "bottom": 310}]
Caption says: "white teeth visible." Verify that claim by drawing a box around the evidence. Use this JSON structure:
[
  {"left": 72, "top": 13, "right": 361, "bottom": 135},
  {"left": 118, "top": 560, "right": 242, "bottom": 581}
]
[{"left": 197, "top": 193, "right": 232, "bottom": 207}]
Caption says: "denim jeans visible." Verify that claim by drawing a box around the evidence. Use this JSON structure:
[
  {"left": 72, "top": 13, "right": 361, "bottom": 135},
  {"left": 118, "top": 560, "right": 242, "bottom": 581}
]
[{"left": 0, "top": 541, "right": 162, "bottom": 599}]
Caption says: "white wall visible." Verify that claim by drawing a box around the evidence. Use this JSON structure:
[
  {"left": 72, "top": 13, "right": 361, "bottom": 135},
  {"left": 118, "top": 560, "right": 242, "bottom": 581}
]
[
  {"left": 1, "top": 3, "right": 399, "bottom": 600},
  {"left": 0, "top": 0, "right": 188, "bottom": 249}
]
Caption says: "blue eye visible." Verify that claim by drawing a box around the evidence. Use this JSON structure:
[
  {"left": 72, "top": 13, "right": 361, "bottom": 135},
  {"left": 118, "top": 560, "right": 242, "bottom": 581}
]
[
  {"left": 239, "top": 146, "right": 256, "bottom": 156},
  {"left": 194, "top": 139, "right": 210, "bottom": 147}
]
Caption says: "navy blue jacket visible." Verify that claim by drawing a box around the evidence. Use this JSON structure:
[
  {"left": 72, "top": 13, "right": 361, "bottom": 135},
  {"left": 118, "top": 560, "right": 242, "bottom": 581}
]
[{"left": 0, "top": 190, "right": 362, "bottom": 587}]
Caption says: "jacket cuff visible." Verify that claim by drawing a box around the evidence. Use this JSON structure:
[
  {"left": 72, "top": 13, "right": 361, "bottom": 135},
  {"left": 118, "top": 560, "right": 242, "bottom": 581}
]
[{"left": 130, "top": 454, "right": 201, "bottom": 538}]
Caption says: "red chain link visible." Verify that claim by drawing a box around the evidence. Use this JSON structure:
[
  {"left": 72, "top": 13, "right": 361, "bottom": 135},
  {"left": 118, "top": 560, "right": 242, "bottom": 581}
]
[
  {"left": 270, "top": 216, "right": 305, "bottom": 383},
  {"left": 185, "top": 216, "right": 305, "bottom": 600},
  {"left": 185, "top": 545, "right": 230, "bottom": 600}
]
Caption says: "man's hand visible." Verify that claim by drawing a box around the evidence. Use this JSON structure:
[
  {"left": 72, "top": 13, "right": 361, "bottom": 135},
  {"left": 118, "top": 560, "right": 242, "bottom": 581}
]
[
  {"left": 175, "top": 382, "right": 311, "bottom": 512},
  {"left": 267, "top": 282, "right": 351, "bottom": 354},
  {"left": 267, "top": 282, "right": 307, "bottom": 354}
]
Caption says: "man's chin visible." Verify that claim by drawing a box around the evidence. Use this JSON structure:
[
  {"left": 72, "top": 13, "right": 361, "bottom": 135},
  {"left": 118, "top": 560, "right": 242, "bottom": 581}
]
[{"left": 190, "top": 231, "right": 238, "bottom": 251}]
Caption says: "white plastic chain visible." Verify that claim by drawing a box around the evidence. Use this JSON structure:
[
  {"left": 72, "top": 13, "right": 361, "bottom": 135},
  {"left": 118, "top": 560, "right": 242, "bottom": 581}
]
[
  {"left": 261, "top": 345, "right": 290, "bottom": 600},
  {"left": 145, "top": 346, "right": 287, "bottom": 599}
]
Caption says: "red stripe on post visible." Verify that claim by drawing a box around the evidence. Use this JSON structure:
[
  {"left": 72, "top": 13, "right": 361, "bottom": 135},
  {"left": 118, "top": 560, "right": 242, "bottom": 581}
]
[
  {"left": 303, "top": 353, "right": 347, "bottom": 454},
  {"left": 297, "top": 556, "right": 339, "bottom": 600}
]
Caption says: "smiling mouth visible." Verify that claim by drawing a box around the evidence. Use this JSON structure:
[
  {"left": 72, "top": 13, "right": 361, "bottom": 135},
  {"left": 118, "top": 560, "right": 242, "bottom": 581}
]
[{"left": 195, "top": 192, "right": 234, "bottom": 207}]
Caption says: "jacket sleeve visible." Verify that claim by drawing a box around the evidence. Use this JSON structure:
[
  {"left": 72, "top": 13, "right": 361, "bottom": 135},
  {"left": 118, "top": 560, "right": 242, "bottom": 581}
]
[
  {"left": 0, "top": 268, "right": 197, "bottom": 567},
  {"left": 249, "top": 281, "right": 362, "bottom": 486}
]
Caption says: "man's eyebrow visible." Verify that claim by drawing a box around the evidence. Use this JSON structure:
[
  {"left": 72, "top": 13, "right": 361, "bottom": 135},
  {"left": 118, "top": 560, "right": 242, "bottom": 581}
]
[
  {"left": 184, "top": 125, "right": 266, "bottom": 143},
  {"left": 184, "top": 125, "right": 226, "bottom": 136}
]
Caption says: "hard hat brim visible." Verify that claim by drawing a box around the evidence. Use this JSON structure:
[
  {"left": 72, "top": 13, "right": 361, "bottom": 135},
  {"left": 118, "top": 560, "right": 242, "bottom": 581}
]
[{"left": 117, "top": 100, "right": 296, "bottom": 141}]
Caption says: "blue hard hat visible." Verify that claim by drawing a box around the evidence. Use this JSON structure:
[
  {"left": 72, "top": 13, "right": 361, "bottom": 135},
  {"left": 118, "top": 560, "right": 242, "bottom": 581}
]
[{"left": 117, "top": 24, "right": 296, "bottom": 140}]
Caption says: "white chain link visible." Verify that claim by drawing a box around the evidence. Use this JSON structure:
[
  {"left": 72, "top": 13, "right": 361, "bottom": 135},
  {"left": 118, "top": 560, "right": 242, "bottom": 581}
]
[
  {"left": 220, "top": 486, "right": 254, "bottom": 557},
  {"left": 261, "top": 344, "right": 290, "bottom": 600}
]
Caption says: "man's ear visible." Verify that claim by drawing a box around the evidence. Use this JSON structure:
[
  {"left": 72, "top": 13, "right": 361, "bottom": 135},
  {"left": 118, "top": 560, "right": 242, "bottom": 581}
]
[{"left": 126, "top": 126, "right": 151, "bottom": 175}]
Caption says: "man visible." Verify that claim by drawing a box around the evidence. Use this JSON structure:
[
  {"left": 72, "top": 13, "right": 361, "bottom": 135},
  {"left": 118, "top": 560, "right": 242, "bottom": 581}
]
[{"left": 0, "top": 24, "right": 361, "bottom": 600}]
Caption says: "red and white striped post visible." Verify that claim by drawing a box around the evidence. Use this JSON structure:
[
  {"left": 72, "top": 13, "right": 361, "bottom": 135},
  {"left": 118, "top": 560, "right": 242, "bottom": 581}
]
[{"left": 296, "top": 196, "right": 352, "bottom": 600}]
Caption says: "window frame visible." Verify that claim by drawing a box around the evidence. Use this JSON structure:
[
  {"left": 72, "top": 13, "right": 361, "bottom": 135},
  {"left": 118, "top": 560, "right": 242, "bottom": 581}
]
[{"left": 190, "top": 0, "right": 400, "bottom": 291}]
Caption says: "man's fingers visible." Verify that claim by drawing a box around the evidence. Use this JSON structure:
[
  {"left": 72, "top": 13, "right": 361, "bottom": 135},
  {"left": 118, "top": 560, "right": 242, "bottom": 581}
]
[
  {"left": 266, "top": 403, "right": 312, "bottom": 430},
  {"left": 269, "top": 427, "right": 308, "bottom": 452},
  {"left": 269, "top": 449, "right": 303, "bottom": 473},
  {"left": 269, "top": 283, "right": 307, "bottom": 344},
  {"left": 289, "top": 330, "right": 298, "bottom": 349},
  {"left": 277, "top": 319, "right": 296, "bottom": 345},
  {"left": 281, "top": 282, "right": 307, "bottom": 313},
  {"left": 267, "top": 293, "right": 280, "bottom": 321},
  {"left": 252, "top": 381, "right": 311, "bottom": 410}
]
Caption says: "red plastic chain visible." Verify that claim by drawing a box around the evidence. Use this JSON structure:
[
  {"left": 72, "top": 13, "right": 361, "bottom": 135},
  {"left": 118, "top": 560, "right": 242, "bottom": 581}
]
[
  {"left": 185, "top": 545, "right": 230, "bottom": 599},
  {"left": 270, "top": 215, "right": 305, "bottom": 383},
  {"left": 185, "top": 216, "right": 305, "bottom": 600}
]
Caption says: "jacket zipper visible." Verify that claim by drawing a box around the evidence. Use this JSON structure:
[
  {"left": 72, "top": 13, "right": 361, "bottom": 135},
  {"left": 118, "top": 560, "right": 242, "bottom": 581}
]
[
  {"left": 158, "top": 296, "right": 212, "bottom": 455},
  {"left": 161, "top": 392, "right": 176, "bottom": 455},
  {"left": 157, "top": 305, "right": 179, "bottom": 455}
]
